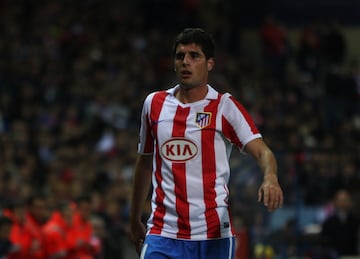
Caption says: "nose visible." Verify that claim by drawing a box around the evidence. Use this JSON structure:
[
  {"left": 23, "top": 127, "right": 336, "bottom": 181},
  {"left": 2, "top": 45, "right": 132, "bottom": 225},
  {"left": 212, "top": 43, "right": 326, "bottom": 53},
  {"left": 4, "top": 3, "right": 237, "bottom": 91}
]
[{"left": 182, "top": 53, "right": 190, "bottom": 65}]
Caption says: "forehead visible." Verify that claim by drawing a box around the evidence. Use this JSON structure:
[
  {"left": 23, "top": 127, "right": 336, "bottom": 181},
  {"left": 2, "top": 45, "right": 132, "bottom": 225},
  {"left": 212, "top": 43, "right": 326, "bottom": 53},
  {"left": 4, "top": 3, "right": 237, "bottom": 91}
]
[{"left": 175, "top": 43, "right": 204, "bottom": 54}]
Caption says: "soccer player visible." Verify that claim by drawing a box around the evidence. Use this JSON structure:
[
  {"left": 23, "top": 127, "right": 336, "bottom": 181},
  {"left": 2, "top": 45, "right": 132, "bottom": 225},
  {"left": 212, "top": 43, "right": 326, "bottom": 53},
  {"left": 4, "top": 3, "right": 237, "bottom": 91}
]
[{"left": 129, "top": 28, "right": 284, "bottom": 259}]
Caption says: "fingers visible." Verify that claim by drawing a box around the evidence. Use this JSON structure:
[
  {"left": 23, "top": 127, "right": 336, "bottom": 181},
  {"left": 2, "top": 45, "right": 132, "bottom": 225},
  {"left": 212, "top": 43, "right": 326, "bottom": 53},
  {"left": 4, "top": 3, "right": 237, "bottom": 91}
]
[
  {"left": 258, "top": 187, "right": 263, "bottom": 203},
  {"left": 270, "top": 190, "right": 283, "bottom": 211},
  {"left": 130, "top": 220, "right": 146, "bottom": 254},
  {"left": 258, "top": 185, "right": 283, "bottom": 212},
  {"left": 131, "top": 235, "right": 144, "bottom": 255},
  {"left": 136, "top": 238, "right": 144, "bottom": 254},
  {"left": 130, "top": 232, "right": 145, "bottom": 255}
]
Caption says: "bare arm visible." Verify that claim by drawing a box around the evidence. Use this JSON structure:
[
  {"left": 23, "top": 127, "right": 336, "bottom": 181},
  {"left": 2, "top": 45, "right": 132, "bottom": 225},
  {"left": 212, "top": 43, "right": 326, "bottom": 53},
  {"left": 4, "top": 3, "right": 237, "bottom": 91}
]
[
  {"left": 245, "top": 138, "right": 283, "bottom": 212},
  {"left": 129, "top": 154, "right": 153, "bottom": 254}
]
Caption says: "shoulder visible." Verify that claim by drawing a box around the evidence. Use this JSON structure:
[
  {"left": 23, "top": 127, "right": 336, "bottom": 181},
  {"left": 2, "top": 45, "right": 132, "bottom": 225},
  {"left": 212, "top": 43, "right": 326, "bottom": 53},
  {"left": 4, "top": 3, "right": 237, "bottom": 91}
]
[
  {"left": 221, "top": 92, "right": 242, "bottom": 103},
  {"left": 219, "top": 92, "right": 233, "bottom": 102},
  {"left": 144, "top": 90, "right": 169, "bottom": 103},
  {"left": 219, "top": 92, "right": 247, "bottom": 111},
  {"left": 142, "top": 89, "right": 174, "bottom": 113}
]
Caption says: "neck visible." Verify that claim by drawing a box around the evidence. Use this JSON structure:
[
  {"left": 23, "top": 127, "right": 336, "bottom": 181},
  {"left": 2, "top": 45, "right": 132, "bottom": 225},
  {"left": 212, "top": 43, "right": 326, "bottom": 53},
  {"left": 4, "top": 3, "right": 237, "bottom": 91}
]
[{"left": 176, "top": 84, "right": 208, "bottom": 103}]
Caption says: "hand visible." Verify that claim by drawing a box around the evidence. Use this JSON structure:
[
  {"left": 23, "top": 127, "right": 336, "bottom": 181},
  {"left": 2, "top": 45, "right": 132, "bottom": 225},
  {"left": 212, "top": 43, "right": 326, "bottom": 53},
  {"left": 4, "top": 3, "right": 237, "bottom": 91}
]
[
  {"left": 258, "top": 175, "right": 283, "bottom": 212},
  {"left": 130, "top": 220, "right": 146, "bottom": 255}
]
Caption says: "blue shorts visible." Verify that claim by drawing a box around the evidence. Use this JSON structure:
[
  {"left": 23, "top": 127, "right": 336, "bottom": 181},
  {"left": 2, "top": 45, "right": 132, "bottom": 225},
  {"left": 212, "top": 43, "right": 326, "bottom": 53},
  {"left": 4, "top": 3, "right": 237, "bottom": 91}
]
[{"left": 140, "top": 235, "right": 235, "bottom": 259}]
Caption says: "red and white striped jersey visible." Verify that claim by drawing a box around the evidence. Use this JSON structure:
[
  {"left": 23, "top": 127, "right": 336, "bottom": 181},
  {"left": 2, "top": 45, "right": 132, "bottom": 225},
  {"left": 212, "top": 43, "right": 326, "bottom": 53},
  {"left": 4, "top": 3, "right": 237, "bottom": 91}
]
[{"left": 138, "top": 85, "right": 261, "bottom": 240}]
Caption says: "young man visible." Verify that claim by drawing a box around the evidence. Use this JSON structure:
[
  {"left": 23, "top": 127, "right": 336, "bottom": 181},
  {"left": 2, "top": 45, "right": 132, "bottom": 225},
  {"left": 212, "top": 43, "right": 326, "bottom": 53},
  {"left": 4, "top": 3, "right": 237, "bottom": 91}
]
[{"left": 130, "top": 28, "right": 283, "bottom": 259}]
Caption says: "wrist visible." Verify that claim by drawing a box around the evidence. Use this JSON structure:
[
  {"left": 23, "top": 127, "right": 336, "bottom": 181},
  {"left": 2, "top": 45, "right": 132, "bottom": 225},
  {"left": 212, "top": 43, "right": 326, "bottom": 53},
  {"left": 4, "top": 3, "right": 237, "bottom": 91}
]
[{"left": 264, "top": 172, "right": 278, "bottom": 181}]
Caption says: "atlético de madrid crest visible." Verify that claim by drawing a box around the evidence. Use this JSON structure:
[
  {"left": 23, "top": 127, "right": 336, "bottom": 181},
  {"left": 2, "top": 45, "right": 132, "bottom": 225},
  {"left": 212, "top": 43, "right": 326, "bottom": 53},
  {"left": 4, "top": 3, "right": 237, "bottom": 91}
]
[{"left": 195, "top": 112, "right": 212, "bottom": 128}]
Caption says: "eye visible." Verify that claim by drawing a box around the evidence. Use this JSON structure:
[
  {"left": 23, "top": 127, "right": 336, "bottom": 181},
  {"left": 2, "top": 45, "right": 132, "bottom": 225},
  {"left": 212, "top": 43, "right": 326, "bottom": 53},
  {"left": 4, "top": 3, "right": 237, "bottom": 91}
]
[
  {"left": 175, "top": 53, "right": 185, "bottom": 60},
  {"left": 190, "top": 52, "right": 201, "bottom": 59}
]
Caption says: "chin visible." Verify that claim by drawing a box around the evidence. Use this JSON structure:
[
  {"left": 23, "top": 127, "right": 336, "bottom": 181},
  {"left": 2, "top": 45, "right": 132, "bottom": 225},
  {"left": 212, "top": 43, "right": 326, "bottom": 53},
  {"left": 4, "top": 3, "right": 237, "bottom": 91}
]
[{"left": 179, "top": 81, "right": 197, "bottom": 89}]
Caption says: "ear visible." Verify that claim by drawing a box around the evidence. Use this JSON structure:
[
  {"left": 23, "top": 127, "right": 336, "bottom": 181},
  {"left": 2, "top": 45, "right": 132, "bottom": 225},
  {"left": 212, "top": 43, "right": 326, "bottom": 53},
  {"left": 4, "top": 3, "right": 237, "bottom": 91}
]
[{"left": 207, "top": 58, "right": 214, "bottom": 71}]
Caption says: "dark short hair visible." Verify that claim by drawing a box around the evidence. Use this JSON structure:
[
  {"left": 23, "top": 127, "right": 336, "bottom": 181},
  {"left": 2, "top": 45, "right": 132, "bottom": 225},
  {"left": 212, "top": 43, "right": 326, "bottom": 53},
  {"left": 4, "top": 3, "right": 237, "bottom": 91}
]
[
  {"left": 27, "top": 193, "right": 46, "bottom": 206},
  {"left": 172, "top": 28, "right": 215, "bottom": 59}
]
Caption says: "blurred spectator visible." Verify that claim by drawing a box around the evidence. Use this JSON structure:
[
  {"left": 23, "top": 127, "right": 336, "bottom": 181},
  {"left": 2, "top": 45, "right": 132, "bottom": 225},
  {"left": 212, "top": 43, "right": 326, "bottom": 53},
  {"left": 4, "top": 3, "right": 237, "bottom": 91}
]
[
  {"left": 323, "top": 61, "right": 358, "bottom": 129},
  {"left": 296, "top": 21, "right": 323, "bottom": 83},
  {"left": 89, "top": 216, "right": 106, "bottom": 259},
  {"left": 42, "top": 201, "right": 75, "bottom": 258},
  {"left": 24, "top": 194, "right": 48, "bottom": 259},
  {"left": 320, "top": 189, "right": 359, "bottom": 256},
  {"left": 260, "top": 14, "right": 291, "bottom": 86},
  {"left": 320, "top": 21, "right": 347, "bottom": 69},
  {"left": 233, "top": 215, "right": 250, "bottom": 259},
  {"left": 334, "top": 158, "right": 360, "bottom": 218},
  {"left": 67, "top": 195, "right": 98, "bottom": 259},
  {"left": 342, "top": 59, "right": 360, "bottom": 118},
  {"left": 303, "top": 153, "right": 338, "bottom": 205},
  {"left": 268, "top": 218, "right": 298, "bottom": 258},
  {"left": 2, "top": 199, "right": 31, "bottom": 259},
  {"left": 322, "top": 70, "right": 342, "bottom": 113},
  {"left": 0, "top": 215, "right": 13, "bottom": 257},
  {"left": 94, "top": 197, "right": 126, "bottom": 259}
]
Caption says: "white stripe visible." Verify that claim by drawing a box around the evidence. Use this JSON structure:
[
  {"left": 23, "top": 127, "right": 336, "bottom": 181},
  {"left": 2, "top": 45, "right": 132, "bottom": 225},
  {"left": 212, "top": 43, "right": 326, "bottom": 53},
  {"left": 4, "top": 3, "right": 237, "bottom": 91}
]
[
  {"left": 228, "top": 237, "right": 233, "bottom": 259},
  {"left": 140, "top": 243, "right": 148, "bottom": 259}
]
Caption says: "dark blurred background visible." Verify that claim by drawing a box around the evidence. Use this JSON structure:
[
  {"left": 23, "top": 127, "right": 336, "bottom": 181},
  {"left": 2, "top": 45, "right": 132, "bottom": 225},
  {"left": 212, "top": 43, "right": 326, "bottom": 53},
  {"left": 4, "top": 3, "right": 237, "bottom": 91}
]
[{"left": 0, "top": 0, "right": 359, "bottom": 258}]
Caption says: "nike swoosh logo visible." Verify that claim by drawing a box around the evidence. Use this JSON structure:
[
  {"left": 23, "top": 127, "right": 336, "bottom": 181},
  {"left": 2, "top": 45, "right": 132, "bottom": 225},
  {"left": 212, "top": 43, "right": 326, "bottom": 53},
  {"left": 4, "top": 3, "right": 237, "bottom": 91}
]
[{"left": 151, "top": 119, "right": 165, "bottom": 125}]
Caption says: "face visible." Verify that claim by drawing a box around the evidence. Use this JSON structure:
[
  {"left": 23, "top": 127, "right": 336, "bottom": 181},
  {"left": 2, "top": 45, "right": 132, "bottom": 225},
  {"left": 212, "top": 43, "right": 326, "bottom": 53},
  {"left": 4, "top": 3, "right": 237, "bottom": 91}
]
[
  {"left": 174, "top": 43, "right": 214, "bottom": 89},
  {"left": 78, "top": 201, "right": 92, "bottom": 220},
  {"left": 335, "top": 190, "right": 352, "bottom": 211},
  {"left": 13, "top": 205, "right": 26, "bottom": 222},
  {"left": 62, "top": 206, "right": 74, "bottom": 224},
  {"left": 30, "top": 198, "right": 48, "bottom": 222}
]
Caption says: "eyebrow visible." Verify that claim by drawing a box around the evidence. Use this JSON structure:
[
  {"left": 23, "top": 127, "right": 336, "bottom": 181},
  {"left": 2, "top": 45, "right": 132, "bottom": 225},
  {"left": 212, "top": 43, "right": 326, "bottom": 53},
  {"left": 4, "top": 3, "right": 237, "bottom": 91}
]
[{"left": 175, "top": 51, "right": 203, "bottom": 59}]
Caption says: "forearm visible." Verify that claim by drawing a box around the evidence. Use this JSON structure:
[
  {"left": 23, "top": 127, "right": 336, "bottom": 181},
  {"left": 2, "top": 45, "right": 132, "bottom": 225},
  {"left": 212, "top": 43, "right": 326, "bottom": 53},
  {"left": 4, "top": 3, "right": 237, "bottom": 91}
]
[
  {"left": 246, "top": 138, "right": 278, "bottom": 179},
  {"left": 257, "top": 146, "right": 278, "bottom": 181},
  {"left": 246, "top": 138, "right": 283, "bottom": 211},
  {"left": 130, "top": 154, "right": 153, "bottom": 223}
]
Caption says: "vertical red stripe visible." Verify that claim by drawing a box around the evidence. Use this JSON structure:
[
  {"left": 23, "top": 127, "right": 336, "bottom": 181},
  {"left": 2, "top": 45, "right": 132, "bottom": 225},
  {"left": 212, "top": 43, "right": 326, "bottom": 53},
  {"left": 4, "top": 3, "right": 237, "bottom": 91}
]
[
  {"left": 202, "top": 95, "right": 221, "bottom": 238},
  {"left": 172, "top": 106, "right": 191, "bottom": 238},
  {"left": 148, "top": 92, "right": 167, "bottom": 234},
  {"left": 143, "top": 116, "right": 154, "bottom": 153},
  {"left": 222, "top": 117, "right": 243, "bottom": 148},
  {"left": 229, "top": 96, "right": 259, "bottom": 134}
]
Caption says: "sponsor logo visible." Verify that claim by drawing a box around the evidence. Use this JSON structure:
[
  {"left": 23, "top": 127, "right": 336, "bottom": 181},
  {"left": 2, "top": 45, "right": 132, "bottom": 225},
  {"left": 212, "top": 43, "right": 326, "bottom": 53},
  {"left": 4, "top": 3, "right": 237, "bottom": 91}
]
[
  {"left": 151, "top": 119, "right": 165, "bottom": 126},
  {"left": 195, "top": 112, "right": 211, "bottom": 128},
  {"left": 161, "top": 138, "right": 198, "bottom": 162}
]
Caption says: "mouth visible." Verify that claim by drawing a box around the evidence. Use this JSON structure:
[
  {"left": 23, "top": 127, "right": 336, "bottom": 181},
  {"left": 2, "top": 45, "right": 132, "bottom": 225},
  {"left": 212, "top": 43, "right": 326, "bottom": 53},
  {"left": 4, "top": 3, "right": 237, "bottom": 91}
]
[{"left": 180, "top": 70, "right": 192, "bottom": 78}]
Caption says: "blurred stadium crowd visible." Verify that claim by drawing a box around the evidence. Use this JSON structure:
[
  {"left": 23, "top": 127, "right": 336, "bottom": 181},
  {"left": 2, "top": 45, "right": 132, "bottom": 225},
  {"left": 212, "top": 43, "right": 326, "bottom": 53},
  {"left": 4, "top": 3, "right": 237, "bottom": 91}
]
[{"left": 0, "top": 0, "right": 359, "bottom": 258}]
